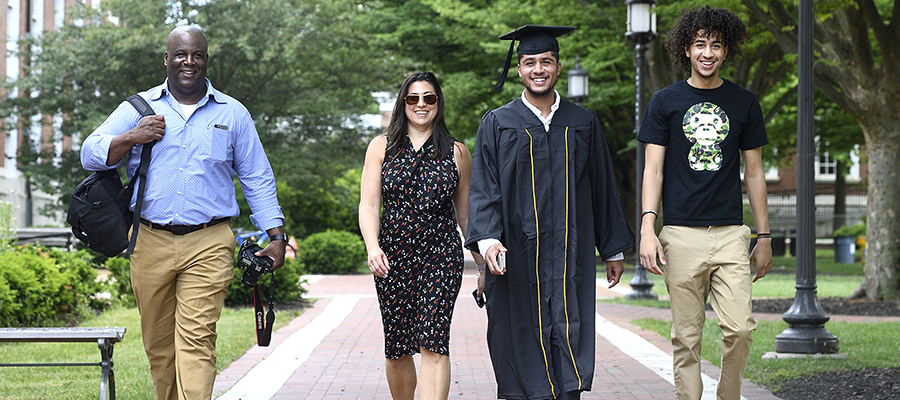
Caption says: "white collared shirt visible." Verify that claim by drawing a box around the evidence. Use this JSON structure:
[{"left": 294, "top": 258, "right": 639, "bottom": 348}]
[{"left": 521, "top": 90, "right": 561, "bottom": 132}]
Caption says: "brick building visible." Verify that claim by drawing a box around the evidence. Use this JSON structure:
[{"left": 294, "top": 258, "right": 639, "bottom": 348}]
[
  {"left": 2, "top": 0, "right": 95, "bottom": 228},
  {"left": 747, "top": 148, "right": 867, "bottom": 238}
]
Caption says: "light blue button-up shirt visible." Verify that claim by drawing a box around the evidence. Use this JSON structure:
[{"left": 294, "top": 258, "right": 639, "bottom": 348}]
[{"left": 81, "top": 79, "right": 284, "bottom": 231}]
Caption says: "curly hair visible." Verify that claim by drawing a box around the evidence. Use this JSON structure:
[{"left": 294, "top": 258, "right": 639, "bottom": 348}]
[{"left": 664, "top": 6, "right": 748, "bottom": 74}]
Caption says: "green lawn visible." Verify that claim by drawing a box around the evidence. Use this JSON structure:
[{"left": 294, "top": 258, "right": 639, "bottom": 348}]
[
  {"left": 0, "top": 306, "right": 304, "bottom": 399},
  {"left": 618, "top": 249, "right": 865, "bottom": 299},
  {"left": 633, "top": 318, "right": 900, "bottom": 391},
  {"left": 618, "top": 248, "right": 897, "bottom": 392},
  {"left": 630, "top": 272, "right": 863, "bottom": 300}
]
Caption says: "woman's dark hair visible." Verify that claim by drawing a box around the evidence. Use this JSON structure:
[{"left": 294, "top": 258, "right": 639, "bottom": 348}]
[
  {"left": 664, "top": 6, "right": 748, "bottom": 74},
  {"left": 384, "top": 71, "right": 457, "bottom": 161}
]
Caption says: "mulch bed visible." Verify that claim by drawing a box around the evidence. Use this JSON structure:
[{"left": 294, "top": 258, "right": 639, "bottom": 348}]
[
  {"left": 774, "top": 368, "right": 900, "bottom": 399},
  {"left": 752, "top": 296, "right": 900, "bottom": 317},
  {"left": 750, "top": 297, "right": 900, "bottom": 399}
]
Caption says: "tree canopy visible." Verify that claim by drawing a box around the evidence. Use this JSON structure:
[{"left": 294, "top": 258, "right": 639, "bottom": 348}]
[
  {"left": 3, "top": 0, "right": 896, "bottom": 299},
  {"left": 1, "top": 0, "right": 406, "bottom": 237}
]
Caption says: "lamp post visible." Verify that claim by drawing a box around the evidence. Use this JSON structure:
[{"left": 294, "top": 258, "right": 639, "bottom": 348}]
[
  {"left": 774, "top": 0, "right": 838, "bottom": 354},
  {"left": 625, "top": 0, "right": 658, "bottom": 300},
  {"left": 568, "top": 56, "right": 589, "bottom": 105}
]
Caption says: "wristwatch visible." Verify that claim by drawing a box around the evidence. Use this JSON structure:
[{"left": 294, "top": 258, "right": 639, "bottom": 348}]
[{"left": 269, "top": 233, "right": 286, "bottom": 241}]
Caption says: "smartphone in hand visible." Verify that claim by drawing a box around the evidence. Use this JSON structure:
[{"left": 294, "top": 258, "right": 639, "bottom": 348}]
[
  {"left": 472, "top": 289, "right": 485, "bottom": 308},
  {"left": 497, "top": 251, "right": 506, "bottom": 273}
]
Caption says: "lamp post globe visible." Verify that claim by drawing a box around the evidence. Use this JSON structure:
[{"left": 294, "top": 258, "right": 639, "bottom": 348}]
[
  {"left": 626, "top": 0, "right": 658, "bottom": 45},
  {"left": 568, "top": 56, "right": 589, "bottom": 105}
]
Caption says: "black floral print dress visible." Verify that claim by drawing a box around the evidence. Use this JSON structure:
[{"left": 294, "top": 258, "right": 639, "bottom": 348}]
[{"left": 376, "top": 139, "right": 464, "bottom": 359}]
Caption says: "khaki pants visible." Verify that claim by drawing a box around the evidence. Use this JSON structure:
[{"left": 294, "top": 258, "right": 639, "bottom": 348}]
[
  {"left": 131, "top": 222, "right": 235, "bottom": 400},
  {"left": 659, "top": 225, "right": 756, "bottom": 400}
]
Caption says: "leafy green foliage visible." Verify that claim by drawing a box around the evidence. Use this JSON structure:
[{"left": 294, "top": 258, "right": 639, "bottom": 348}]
[
  {"left": 0, "top": 246, "right": 107, "bottom": 327},
  {"left": 360, "top": 0, "right": 649, "bottom": 230},
  {"left": 104, "top": 256, "right": 135, "bottom": 307},
  {"left": 0, "top": 0, "right": 396, "bottom": 239},
  {"left": 298, "top": 230, "right": 366, "bottom": 275},
  {"left": 833, "top": 222, "right": 866, "bottom": 238},
  {"left": 91, "top": 242, "right": 306, "bottom": 308}
]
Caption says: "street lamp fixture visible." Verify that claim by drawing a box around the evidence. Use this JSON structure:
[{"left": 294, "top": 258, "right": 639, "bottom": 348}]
[
  {"left": 774, "top": 0, "right": 839, "bottom": 354},
  {"left": 568, "top": 56, "right": 589, "bottom": 105},
  {"left": 626, "top": 0, "right": 657, "bottom": 45},
  {"left": 625, "top": 0, "right": 658, "bottom": 300}
]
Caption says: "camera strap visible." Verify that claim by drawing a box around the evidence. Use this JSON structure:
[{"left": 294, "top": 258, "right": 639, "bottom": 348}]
[{"left": 253, "top": 274, "right": 275, "bottom": 346}]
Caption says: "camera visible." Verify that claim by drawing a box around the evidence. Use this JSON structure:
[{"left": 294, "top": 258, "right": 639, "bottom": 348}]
[{"left": 238, "top": 240, "right": 273, "bottom": 287}]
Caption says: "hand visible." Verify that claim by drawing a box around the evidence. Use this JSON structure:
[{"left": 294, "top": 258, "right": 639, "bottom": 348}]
[
  {"left": 639, "top": 232, "right": 666, "bottom": 275},
  {"left": 751, "top": 239, "right": 773, "bottom": 282},
  {"left": 257, "top": 240, "right": 286, "bottom": 271},
  {"left": 485, "top": 243, "right": 507, "bottom": 275},
  {"left": 476, "top": 267, "right": 486, "bottom": 299},
  {"left": 605, "top": 260, "right": 625, "bottom": 288},
  {"left": 367, "top": 247, "right": 390, "bottom": 278},
  {"left": 130, "top": 115, "right": 166, "bottom": 144}
]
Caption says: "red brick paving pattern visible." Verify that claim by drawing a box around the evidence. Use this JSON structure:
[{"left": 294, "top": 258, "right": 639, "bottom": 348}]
[{"left": 212, "top": 269, "right": 900, "bottom": 399}]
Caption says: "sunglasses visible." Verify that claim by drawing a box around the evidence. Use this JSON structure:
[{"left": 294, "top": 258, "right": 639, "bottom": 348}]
[{"left": 405, "top": 94, "right": 438, "bottom": 105}]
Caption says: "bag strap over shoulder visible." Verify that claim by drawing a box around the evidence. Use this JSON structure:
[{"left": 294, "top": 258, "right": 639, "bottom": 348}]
[
  {"left": 125, "top": 94, "right": 157, "bottom": 255},
  {"left": 127, "top": 94, "right": 155, "bottom": 117}
]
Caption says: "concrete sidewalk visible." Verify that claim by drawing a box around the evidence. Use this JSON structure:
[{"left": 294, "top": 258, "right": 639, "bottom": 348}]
[{"left": 213, "top": 269, "right": 790, "bottom": 400}]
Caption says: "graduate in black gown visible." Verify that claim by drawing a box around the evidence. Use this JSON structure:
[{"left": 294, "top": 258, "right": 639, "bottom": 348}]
[{"left": 466, "top": 25, "right": 634, "bottom": 400}]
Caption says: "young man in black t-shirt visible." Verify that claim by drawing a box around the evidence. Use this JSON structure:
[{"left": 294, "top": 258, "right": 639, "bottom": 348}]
[{"left": 637, "top": 6, "right": 772, "bottom": 399}]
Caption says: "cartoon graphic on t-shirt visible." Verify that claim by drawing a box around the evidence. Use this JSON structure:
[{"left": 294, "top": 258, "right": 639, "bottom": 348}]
[{"left": 683, "top": 102, "right": 729, "bottom": 171}]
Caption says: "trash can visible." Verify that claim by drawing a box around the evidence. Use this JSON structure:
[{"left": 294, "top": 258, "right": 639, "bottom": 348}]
[
  {"left": 834, "top": 236, "right": 856, "bottom": 263},
  {"left": 771, "top": 229, "right": 786, "bottom": 257},
  {"left": 788, "top": 229, "right": 796, "bottom": 257}
]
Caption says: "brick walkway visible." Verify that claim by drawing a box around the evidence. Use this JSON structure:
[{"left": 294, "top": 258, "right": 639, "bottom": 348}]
[{"left": 212, "top": 266, "right": 894, "bottom": 400}]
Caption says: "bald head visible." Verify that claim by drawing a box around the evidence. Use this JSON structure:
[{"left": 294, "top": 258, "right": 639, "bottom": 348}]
[{"left": 167, "top": 26, "right": 208, "bottom": 53}]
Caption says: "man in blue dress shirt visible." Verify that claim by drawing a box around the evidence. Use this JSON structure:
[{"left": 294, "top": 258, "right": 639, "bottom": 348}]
[{"left": 80, "top": 26, "right": 286, "bottom": 400}]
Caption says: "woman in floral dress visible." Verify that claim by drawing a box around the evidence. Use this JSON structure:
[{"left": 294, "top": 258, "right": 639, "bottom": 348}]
[{"left": 359, "top": 71, "right": 485, "bottom": 400}]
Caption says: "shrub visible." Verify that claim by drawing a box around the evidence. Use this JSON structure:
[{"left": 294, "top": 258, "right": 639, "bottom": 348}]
[
  {"left": 225, "top": 245, "right": 306, "bottom": 306},
  {"left": 298, "top": 230, "right": 366, "bottom": 275},
  {"left": 105, "top": 256, "right": 135, "bottom": 307},
  {"left": 45, "top": 247, "right": 109, "bottom": 312},
  {"left": 101, "top": 243, "right": 306, "bottom": 308},
  {"left": 834, "top": 222, "right": 866, "bottom": 238},
  {"left": 0, "top": 246, "right": 106, "bottom": 327}
]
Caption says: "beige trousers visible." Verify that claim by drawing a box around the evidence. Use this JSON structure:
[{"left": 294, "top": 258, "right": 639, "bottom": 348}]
[
  {"left": 659, "top": 225, "right": 757, "bottom": 400},
  {"left": 130, "top": 222, "right": 235, "bottom": 400}
]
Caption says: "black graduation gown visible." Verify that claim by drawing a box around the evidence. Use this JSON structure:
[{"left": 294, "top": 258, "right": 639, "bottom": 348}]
[{"left": 465, "top": 98, "right": 634, "bottom": 400}]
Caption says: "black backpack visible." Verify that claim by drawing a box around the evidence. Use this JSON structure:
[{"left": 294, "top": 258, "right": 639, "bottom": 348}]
[{"left": 67, "top": 94, "right": 156, "bottom": 257}]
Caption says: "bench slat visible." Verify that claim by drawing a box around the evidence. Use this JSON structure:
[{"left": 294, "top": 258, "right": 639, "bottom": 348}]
[{"left": 0, "top": 327, "right": 126, "bottom": 343}]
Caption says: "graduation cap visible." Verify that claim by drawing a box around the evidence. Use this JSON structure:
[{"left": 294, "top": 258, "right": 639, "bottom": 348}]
[{"left": 494, "top": 25, "right": 577, "bottom": 91}]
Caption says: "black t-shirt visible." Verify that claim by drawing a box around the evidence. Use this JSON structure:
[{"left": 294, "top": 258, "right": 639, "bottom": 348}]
[{"left": 638, "top": 79, "right": 768, "bottom": 226}]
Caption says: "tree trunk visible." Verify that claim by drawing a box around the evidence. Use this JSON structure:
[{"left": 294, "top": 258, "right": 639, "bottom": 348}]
[
  {"left": 737, "top": 0, "right": 900, "bottom": 300},
  {"left": 848, "top": 127, "right": 900, "bottom": 300}
]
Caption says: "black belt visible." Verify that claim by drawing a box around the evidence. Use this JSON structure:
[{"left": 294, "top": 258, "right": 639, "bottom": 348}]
[{"left": 140, "top": 217, "right": 230, "bottom": 235}]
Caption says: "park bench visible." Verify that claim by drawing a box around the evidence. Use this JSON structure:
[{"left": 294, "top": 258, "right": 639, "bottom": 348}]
[{"left": 0, "top": 327, "right": 126, "bottom": 400}]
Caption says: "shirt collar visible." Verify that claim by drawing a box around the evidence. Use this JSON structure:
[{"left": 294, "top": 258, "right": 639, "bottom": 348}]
[
  {"left": 521, "top": 90, "right": 560, "bottom": 132},
  {"left": 153, "top": 78, "right": 225, "bottom": 105}
]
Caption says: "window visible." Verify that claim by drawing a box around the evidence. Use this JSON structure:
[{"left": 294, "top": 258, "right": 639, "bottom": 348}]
[
  {"left": 817, "top": 152, "right": 837, "bottom": 177},
  {"left": 814, "top": 148, "right": 862, "bottom": 182}
]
